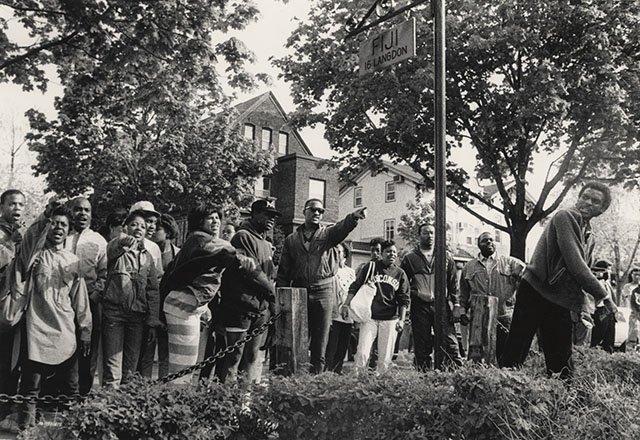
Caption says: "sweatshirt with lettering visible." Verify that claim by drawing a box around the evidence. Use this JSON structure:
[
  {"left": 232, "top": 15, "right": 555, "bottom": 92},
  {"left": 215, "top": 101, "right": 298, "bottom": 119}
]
[{"left": 349, "top": 260, "right": 410, "bottom": 321}]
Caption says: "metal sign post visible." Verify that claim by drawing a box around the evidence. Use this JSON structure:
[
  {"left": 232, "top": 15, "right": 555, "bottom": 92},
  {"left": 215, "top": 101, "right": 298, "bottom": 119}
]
[
  {"left": 347, "top": 0, "right": 447, "bottom": 369},
  {"left": 432, "top": 0, "right": 447, "bottom": 370}
]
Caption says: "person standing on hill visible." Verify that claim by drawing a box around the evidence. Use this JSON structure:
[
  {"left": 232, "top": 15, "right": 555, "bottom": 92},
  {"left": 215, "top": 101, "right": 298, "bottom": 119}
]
[{"left": 501, "top": 182, "right": 617, "bottom": 379}]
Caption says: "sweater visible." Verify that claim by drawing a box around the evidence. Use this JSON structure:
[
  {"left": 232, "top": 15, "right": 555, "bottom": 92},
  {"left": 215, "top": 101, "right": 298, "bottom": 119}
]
[
  {"left": 523, "top": 208, "right": 608, "bottom": 312},
  {"left": 219, "top": 221, "right": 276, "bottom": 317},
  {"left": 348, "top": 260, "right": 410, "bottom": 321}
]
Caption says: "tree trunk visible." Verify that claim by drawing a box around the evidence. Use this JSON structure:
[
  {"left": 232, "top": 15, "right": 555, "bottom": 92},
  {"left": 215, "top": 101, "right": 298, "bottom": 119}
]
[{"left": 509, "top": 221, "right": 529, "bottom": 261}]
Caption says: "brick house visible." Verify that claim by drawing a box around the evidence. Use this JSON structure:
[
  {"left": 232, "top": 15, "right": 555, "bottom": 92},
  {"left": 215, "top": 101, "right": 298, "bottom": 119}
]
[{"left": 234, "top": 91, "right": 339, "bottom": 235}]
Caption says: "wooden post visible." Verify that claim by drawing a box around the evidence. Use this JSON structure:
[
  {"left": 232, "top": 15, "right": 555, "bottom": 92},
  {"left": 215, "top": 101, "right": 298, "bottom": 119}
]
[
  {"left": 467, "top": 294, "right": 499, "bottom": 365},
  {"left": 272, "top": 287, "right": 309, "bottom": 375}
]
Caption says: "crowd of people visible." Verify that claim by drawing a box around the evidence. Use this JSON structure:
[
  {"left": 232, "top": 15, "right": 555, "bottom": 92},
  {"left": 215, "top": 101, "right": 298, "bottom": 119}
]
[{"left": 0, "top": 180, "right": 634, "bottom": 429}]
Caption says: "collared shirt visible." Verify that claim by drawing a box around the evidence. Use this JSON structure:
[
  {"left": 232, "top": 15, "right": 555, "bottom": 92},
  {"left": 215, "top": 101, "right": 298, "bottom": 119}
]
[
  {"left": 25, "top": 244, "right": 92, "bottom": 365},
  {"left": 460, "top": 253, "right": 525, "bottom": 317},
  {"left": 65, "top": 228, "right": 107, "bottom": 296}
]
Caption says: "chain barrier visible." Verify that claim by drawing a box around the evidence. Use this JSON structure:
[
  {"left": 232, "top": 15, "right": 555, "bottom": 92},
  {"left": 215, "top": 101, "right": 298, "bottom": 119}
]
[{"left": 0, "top": 311, "right": 281, "bottom": 405}]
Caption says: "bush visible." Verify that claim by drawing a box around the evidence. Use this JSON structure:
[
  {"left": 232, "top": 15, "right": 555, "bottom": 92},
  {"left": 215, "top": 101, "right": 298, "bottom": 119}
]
[{"left": 19, "top": 349, "right": 640, "bottom": 440}]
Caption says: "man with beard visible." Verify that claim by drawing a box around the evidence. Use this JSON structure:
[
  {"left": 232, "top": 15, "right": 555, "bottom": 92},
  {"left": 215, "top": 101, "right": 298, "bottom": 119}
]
[
  {"left": 64, "top": 197, "right": 107, "bottom": 394},
  {"left": 460, "top": 232, "right": 525, "bottom": 361},
  {"left": 216, "top": 199, "right": 280, "bottom": 384},
  {"left": 400, "top": 223, "right": 462, "bottom": 370},
  {"left": 0, "top": 189, "right": 26, "bottom": 422},
  {"left": 277, "top": 199, "right": 367, "bottom": 374},
  {"left": 501, "top": 182, "right": 617, "bottom": 379}
]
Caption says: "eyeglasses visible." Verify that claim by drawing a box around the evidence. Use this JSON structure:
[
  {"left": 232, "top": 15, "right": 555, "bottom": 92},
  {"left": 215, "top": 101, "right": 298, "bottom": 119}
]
[{"left": 306, "top": 207, "right": 325, "bottom": 214}]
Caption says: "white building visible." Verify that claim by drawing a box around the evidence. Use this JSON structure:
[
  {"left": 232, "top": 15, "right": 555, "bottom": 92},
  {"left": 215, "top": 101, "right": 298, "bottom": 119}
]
[{"left": 339, "top": 161, "right": 542, "bottom": 269}]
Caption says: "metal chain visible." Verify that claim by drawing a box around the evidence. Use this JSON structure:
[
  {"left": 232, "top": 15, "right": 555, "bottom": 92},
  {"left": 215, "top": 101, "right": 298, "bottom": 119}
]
[
  {"left": 0, "top": 311, "right": 281, "bottom": 404},
  {"left": 157, "top": 311, "right": 280, "bottom": 384}
]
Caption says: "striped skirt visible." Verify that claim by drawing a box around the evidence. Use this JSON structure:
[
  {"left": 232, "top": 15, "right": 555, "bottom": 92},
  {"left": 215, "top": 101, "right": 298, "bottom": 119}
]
[{"left": 164, "top": 290, "right": 209, "bottom": 385}]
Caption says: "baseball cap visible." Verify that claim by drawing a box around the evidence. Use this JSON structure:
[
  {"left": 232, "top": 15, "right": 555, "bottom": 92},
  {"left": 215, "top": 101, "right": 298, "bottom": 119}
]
[
  {"left": 251, "top": 199, "right": 281, "bottom": 217},
  {"left": 129, "top": 200, "right": 160, "bottom": 217}
]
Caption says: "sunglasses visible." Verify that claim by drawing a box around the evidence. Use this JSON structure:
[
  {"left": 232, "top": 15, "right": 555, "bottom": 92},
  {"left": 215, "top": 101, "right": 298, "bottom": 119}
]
[{"left": 306, "top": 207, "right": 325, "bottom": 214}]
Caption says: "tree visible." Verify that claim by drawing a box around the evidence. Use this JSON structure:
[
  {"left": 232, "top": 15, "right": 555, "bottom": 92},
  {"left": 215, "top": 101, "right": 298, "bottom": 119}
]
[
  {"left": 591, "top": 186, "right": 640, "bottom": 304},
  {"left": 398, "top": 197, "right": 434, "bottom": 250},
  {"left": 274, "top": 0, "right": 640, "bottom": 259},
  {"left": 1, "top": 1, "right": 274, "bottom": 217}
]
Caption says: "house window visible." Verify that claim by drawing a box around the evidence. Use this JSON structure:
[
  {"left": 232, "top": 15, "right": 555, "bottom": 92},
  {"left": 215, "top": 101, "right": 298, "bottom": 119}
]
[
  {"left": 244, "top": 124, "right": 255, "bottom": 140},
  {"left": 385, "top": 181, "right": 396, "bottom": 202},
  {"left": 495, "top": 230, "right": 501, "bottom": 243},
  {"left": 255, "top": 176, "right": 271, "bottom": 198},
  {"left": 354, "top": 187, "right": 363, "bottom": 207},
  {"left": 278, "top": 132, "right": 288, "bottom": 155},
  {"left": 261, "top": 128, "right": 272, "bottom": 150},
  {"left": 466, "top": 236, "right": 473, "bottom": 245},
  {"left": 308, "top": 178, "right": 326, "bottom": 205},
  {"left": 384, "top": 219, "right": 395, "bottom": 241}
]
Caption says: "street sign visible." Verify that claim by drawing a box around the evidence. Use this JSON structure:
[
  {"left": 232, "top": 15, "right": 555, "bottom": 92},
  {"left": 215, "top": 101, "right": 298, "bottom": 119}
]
[{"left": 358, "top": 17, "right": 416, "bottom": 76}]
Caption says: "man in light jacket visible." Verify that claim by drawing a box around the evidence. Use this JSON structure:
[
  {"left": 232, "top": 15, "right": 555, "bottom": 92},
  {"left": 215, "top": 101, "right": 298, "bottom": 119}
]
[{"left": 276, "top": 199, "right": 366, "bottom": 373}]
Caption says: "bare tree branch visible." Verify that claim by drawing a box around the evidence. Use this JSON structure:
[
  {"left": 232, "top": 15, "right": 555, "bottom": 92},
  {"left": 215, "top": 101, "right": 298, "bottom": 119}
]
[{"left": 0, "top": 30, "right": 80, "bottom": 71}]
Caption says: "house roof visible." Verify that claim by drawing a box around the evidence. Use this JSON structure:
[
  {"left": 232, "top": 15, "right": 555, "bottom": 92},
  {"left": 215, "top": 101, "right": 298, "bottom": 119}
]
[
  {"left": 339, "top": 160, "right": 425, "bottom": 194},
  {"left": 482, "top": 180, "right": 536, "bottom": 204},
  {"left": 233, "top": 91, "right": 313, "bottom": 156}
]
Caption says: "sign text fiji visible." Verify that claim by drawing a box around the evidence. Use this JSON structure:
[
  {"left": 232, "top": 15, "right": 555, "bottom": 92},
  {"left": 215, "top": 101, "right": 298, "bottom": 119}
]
[{"left": 358, "top": 17, "right": 416, "bottom": 76}]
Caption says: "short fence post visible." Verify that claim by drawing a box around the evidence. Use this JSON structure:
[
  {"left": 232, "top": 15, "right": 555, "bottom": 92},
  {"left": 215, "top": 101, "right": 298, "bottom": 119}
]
[
  {"left": 272, "top": 287, "right": 309, "bottom": 375},
  {"left": 467, "top": 294, "right": 498, "bottom": 365}
]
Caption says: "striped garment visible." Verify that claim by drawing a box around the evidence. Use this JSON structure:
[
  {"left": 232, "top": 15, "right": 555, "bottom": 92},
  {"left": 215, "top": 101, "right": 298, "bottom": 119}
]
[{"left": 164, "top": 294, "right": 208, "bottom": 384}]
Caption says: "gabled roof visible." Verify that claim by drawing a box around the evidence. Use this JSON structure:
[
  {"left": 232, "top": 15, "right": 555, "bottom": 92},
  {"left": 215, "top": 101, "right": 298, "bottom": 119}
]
[
  {"left": 482, "top": 180, "right": 536, "bottom": 204},
  {"left": 233, "top": 91, "right": 313, "bottom": 156},
  {"left": 339, "top": 160, "right": 424, "bottom": 194}
]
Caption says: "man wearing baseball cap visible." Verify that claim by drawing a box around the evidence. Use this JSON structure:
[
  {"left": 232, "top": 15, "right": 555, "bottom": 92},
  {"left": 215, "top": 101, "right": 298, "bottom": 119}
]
[
  {"left": 216, "top": 199, "right": 281, "bottom": 384},
  {"left": 129, "top": 200, "right": 164, "bottom": 379}
]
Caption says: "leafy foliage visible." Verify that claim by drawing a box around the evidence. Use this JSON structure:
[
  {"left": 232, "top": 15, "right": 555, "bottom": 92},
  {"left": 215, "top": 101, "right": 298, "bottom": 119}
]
[
  {"left": 274, "top": 0, "right": 640, "bottom": 258},
  {"left": 1, "top": 1, "right": 274, "bottom": 217},
  {"left": 21, "top": 350, "right": 640, "bottom": 440},
  {"left": 398, "top": 196, "right": 434, "bottom": 249}
]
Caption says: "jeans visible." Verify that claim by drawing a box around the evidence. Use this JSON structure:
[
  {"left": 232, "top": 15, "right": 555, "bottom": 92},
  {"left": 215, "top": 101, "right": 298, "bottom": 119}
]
[
  {"left": 137, "top": 326, "right": 169, "bottom": 379},
  {"left": 307, "top": 282, "right": 335, "bottom": 374},
  {"left": 500, "top": 280, "right": 575, "bottom": 380},
  {"left": 78, "top": 298, "right": 101, "bottom": 394},
  {"left": 102, "top": 308, "right": 145, "bottom": 387},
  {"left": 217, "top": 311, "right": 268, "bottom": 384},
  {"left": 325, "top": 321, "right": 352, "bottom": 373},
  {"left": 411, "top": 298, "right": 462, "bottom": 370},
  {"left": 19, "top": 354, "right": 79, "bottom": 428},
  {"left": 355, "top": 320, "right": 398, "bottom": 372}
]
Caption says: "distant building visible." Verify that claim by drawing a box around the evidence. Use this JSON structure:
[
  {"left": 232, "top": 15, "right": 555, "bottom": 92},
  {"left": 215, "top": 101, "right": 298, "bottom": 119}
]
[
  {"left": 339, "top": 161, "right": 541, "bottom": 269},
  {"left": 234, "top": 92, "right": 339, "bottom": 234}
]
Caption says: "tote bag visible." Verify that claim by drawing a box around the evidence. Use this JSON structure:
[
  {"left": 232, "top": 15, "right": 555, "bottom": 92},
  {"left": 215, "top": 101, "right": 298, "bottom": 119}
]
[{"left": 349, "top": 262, "right": 377, "bottom": 323}]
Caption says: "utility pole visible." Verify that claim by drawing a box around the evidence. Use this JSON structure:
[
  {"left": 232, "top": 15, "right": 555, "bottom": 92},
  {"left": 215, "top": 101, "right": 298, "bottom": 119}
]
[
  {"left": 347, "top": 0, "right": 448, "bottom": 369},
  {"left": 432, "top": 0, "right": 447, "bottom": 369}
]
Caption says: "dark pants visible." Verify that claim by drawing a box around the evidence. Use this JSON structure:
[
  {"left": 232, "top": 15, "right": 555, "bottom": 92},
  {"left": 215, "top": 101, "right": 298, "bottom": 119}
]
[
  {"left": 102, "top": 309, "right": 145, "bottom": 386},
  {"left": 325, "top": 320, "right": 353, "bottom": 373},
  {"left": 19, "top": 354, "right": 79, "bottom": 428},
  {"left": 591, "top": 308, "right": 615, "bottom": 353},
  {"left": 496, "top": 315, "right": 512, "bottom": 362},
  {"left": 216, "top": 311, "right": 269, "bottom": 384},
  {"left": 500, "top": 280, "right": 574, "bottom": 380},
  {"left": 78, "top": 298, "right": 101, "bottom": 394},
  {"left": 411, "top": 297, "right": 462, "bottom": 370},
  {"left": 0, "top": 327, "right": 19, "bottom": 418},
  {"left": 307, "top": 282, "right": 335, "bottom": 374}
]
